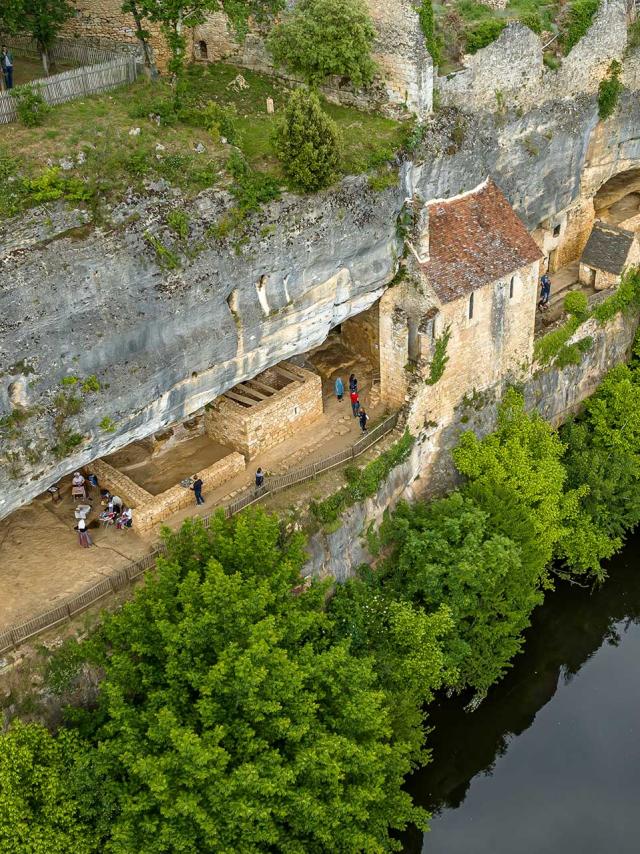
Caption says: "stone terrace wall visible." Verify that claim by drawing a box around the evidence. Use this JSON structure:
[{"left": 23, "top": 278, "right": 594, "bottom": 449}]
[
  {"left": 135, "top": 451, "right": 245, "bottom": 531},
  {"left": 204, "top": 364, "right": 323, "bottom": 459},
  {"left": 89, "top": 458, "right": 153, "bottom": 507},
  {"left": 437, "top": 0, "right": 628, "bottom": 113},
  {"left": 193, "top": 0, "right": 432, "bottom": 117},
  {"left": 63, "top": 0, "right": 170, "bottom": 67}
]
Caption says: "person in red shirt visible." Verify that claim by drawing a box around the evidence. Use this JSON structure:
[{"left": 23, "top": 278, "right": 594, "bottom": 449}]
[{"left": 350, "top": 389, "right": 360, "bottom": 417}]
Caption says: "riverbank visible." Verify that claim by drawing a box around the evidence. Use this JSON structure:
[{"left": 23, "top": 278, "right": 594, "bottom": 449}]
[
  {"left": 401, "top": 533, "right": 640, "bottom": 853},
  {"left": 1, "top": 329, "right": 640, "bottom": 851}
]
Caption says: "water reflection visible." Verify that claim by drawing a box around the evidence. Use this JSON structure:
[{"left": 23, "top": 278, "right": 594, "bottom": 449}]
[{"left": 402, "top": 542, "right": 640, "bottom": 854}]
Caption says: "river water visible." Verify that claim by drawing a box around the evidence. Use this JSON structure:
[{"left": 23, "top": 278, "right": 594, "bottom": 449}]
[{"left": 402, "top": 538, "right": 640, "bottom": 854}]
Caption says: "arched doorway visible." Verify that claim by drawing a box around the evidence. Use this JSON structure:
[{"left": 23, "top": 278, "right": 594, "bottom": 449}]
[{"left": 593, "top": 167, "right": 640, "bottom": 229}]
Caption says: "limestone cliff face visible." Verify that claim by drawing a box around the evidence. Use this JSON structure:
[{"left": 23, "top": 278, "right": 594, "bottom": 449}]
[{"left": 2, "top": 38, "right": 640, "bottom": 519}]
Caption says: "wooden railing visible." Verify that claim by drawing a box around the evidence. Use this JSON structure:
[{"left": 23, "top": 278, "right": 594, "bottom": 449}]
[
  {"left": 0, "top": 37, "right": 138, "bottom": 125},
  {"left": 0, "top": 413, "right": 399, "bottom": 654}
]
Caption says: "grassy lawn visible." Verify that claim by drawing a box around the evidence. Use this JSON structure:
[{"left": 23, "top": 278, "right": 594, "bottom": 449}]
[{"left": 1, "top": 62, "right": 406, "bottom": 217}]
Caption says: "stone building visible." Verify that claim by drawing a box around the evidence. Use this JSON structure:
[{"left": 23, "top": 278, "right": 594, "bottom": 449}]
[
  {"left": 204, "top": 362, "right": 323, "bottom": 459},
  {"left": 60, "top": 0, "right": 431, "bottom": 117},
  {"left": 381, "top": 179, "right": 542, "bottom": 428},
  {"left": 578, "top": 220, "right": 640, "bottom": 289}
]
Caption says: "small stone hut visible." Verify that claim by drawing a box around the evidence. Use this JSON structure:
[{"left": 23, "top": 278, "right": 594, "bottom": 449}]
[{"left": 578, "top": 221, "right": 640, "bottom": 290}]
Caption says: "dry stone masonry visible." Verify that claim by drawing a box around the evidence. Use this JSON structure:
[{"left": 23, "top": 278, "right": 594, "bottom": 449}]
[{"left": 2, "top": 0, "right": 640, "bottom": 524}]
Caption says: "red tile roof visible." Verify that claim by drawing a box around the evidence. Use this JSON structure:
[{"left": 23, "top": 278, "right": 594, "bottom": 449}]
[{"left": 421, "top": 178, "right": 543, "bottom": 304}]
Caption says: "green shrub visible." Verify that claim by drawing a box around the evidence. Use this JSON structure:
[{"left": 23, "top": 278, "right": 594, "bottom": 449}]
[
  {"left": 227, "top": 151, "right": 281, "bottom": 211},
  {"left": 13, "top": 84, "right": 50, "bottom": 127},
  {"left": 465, "top": 18, "right": 506, "bottom": 53},
  {"left": 268, "top": 0, "right": 377, "bottom": 87},
  {"left": 426, "top": 325, "right": 451, "bottom": 385},
  {"left": 534, "top": 315, "right": 582, "bottom": 365},
  {"left": 543, "top": 51, "right": 561, "bottom": 70},
  {"left": 144, "top": 232, "right": 181, "bottom": 270},
  {"left": 419, "top": 0, "right": 441, "bottom": 64},
  {"left": 592, "top": 267, "right": 640, "bottom": 324},
  {"left": 311, "top": 432, "right": 414, "bottom": 526},
  {"left": 555, "top": 336, "right": 593, "bottom": 368},
  {"left": 99, "top": 416, "right": 117, "bottom": 433},
  {"left": 562, "top": 0, "right": 599, "bottom": 54},
  {"left": 519, "top": 11, "right": 542, "bottom": 34},
  {"left": 61, "top": 376, "right": 79, "bottom": 387},
  {"left": 81, "top": 375, "right": 101, "bottom": 394},
  {"left": 273, "top": 88, "right": 341, "bottom": 192},
  {"left": 201, "top": 100, "right": 240, "bottom": 144},
  {"left": 52, "top": 430, "right": 83, "bottom": 459},
  {"left": 598, "top": 60, "right": 623, "bottom": 121},
  {"left": 563, "top": 290, "right": 589, "bottom": 320},
  {"left": 22, "top": 168, "right": 92, "bottom": 206},
  {"left": 167, "top": 209, "right": 190, "bottom": 239},
  {"left": 628, "top": 18, "right": 640, "bottom": 53}
]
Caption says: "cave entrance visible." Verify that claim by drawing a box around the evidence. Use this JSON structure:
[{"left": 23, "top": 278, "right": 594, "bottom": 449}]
[{"left": 594, "top": 168, "right": 640, "bottom": 232}]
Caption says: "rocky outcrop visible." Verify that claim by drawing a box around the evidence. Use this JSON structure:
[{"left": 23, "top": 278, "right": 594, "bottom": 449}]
[{"left": 2, "top": 5, "right": 640, "bottom": 521}]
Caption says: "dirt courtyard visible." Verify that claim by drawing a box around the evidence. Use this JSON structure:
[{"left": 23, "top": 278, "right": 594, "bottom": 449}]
[{"left": 0, "top": 332, "right": 385, "bottom": 631}]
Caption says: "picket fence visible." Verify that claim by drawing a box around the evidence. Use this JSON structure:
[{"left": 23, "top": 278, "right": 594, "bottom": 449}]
[
  {"left": 0, "top": 412, "right": 400, "bottom": 655},
  {"left": 0, "top": 37, "right": 138, "bottom": 125}
]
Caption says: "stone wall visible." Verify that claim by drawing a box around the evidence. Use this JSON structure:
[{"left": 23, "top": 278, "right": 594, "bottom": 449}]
[
  {"left": 135, "top": 451, "right": 245, "bottom": 531},
  {"left": 62, "top": 0, "right": 170, "bottom": 67},
  {"left": 88, "top": 458, "right": 153, "bottom": 507},
  {"left": 204, "top": 364, "right": 323, "bottom": 458},
  {"left": 305, "top": 308, "right": 639, "bottom": 579},
  {"left": 436, "top": 0, "right": 628, "bottom": 113}
]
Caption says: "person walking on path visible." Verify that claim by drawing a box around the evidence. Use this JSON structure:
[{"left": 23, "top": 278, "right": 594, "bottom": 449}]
[
  {"left": 77, "top": 517, "right": 92, "bottom": 548},
  {"left": 1, "top": 47, "right": 13, "bottom": 90},
  {"left": 350, "top": 389, "right": 360, "bottom": 417},
  {"left": 538, "top": 274, "right": 551, "bottom": 310},
  {"left": 359, "top": 409, "right": 369, "bottom": 434},
  {"left": 349, "top": 374, "right": 358, "bottom": 394},
  {"left": 191, "top": 476, "right": 205, "bottom": 505},
  {"left": 334, "top": 376, "right": 344, "bottom": 401},
  {"left": 255, "top": 467, "right": 265, "bottom": 492}
]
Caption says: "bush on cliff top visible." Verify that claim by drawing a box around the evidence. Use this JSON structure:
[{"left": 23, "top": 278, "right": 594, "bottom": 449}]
[
  {"left": 268, "top": 0, "right": 377, "bottom": 88},
  {"left": 273, "top": 88, "right": 341, "bottom": 191},
  {"left": 561, "top": 0, "right": 600, "bottom": 54}
]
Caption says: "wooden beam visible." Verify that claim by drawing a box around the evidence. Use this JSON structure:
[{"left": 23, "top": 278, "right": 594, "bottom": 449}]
[
  {"left": 238, "top": 384, "right": 269, "bottom": 400},
  {"left": 225, "top": 390, "right": 259, "bottom": 407},
  {"left": 247, "top": 379, "right": 278, "bottom": 395},
  {"left": 274, "top": 365, "right": 304, "bottom": 383}
]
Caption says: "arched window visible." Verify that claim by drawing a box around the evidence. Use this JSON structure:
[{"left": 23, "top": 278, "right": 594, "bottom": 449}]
[
  {"left": 509, "top": 276, "right": 515, "bottom": 299},
  {"left": 468, "top": 292, "right": 474, "bottom": 320},
  {"left": 198, "top": 40, "right": 208, "bottom": 60}
]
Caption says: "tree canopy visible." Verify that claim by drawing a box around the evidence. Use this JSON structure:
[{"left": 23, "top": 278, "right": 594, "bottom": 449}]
[{"left": 268, "top": 0, "right": 377, "bottom": 88}]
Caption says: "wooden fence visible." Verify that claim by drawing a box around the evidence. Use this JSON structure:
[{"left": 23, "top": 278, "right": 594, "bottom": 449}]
[
  {"left": 0, "top": 37, "right": 138, "bottom": 125},
  {"left": 0, "top": 413, "right": 399, "bottom": 655}
]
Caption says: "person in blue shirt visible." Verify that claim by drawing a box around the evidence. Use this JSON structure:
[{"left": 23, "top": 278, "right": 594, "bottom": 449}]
[
  {"left": 1, "top": 47, "right": 13, "bottom": 90},
  {"left": 334, "top": 376, "right": 344, "bottom": 401},
  {"left": 538, "top": 274, "right": 551, "bottom": 310}
]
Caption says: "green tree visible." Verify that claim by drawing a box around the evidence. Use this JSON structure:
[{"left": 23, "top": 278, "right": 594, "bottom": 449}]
[
  {"left": 0, "top": 721, "right": 98, "bottom": 854},
  {"left": 121, "top": 0, "right": 157, "bottom": 76},
  {"left": 90, "top": 512, "right": 425, "bottom": 852},
  {"left": 561, "top": 361, "right": 640, "bottom": 561},
  {"left": 452, "top": 388, "right": 608, "bottom": 578},
  {"left": 328, "top": 573, "right": 454, "bottom": 753},
  {"left": 13, "top": 0, "right": 75, "bottom": 76},
  {"left": 273, "top": 88, "right": 341, "bottom": 191},
  {"left": 268, "top": 0, "right": 377, "bottom": 88},
  {"left": 378, "top": 493, "right": 543, "bottom": 696},
  {"left": 133, "top": 0, "right": 283, "bottom": 86}
]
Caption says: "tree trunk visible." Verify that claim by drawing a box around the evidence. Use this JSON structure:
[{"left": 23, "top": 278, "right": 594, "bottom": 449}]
[
  {"left": 40, "top": 46, "right": 50, "bottom": 77},
  {"left": 128, "top": 0, "right": 158, "bottom": 80}
]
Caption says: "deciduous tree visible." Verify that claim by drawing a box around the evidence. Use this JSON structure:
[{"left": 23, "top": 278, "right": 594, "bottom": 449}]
[
  {"left": 14, "top": 0, "right": 75, "bottom": 76},
  {"left": 268, "top": 0, "right": 377, "bottom": 88}
]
